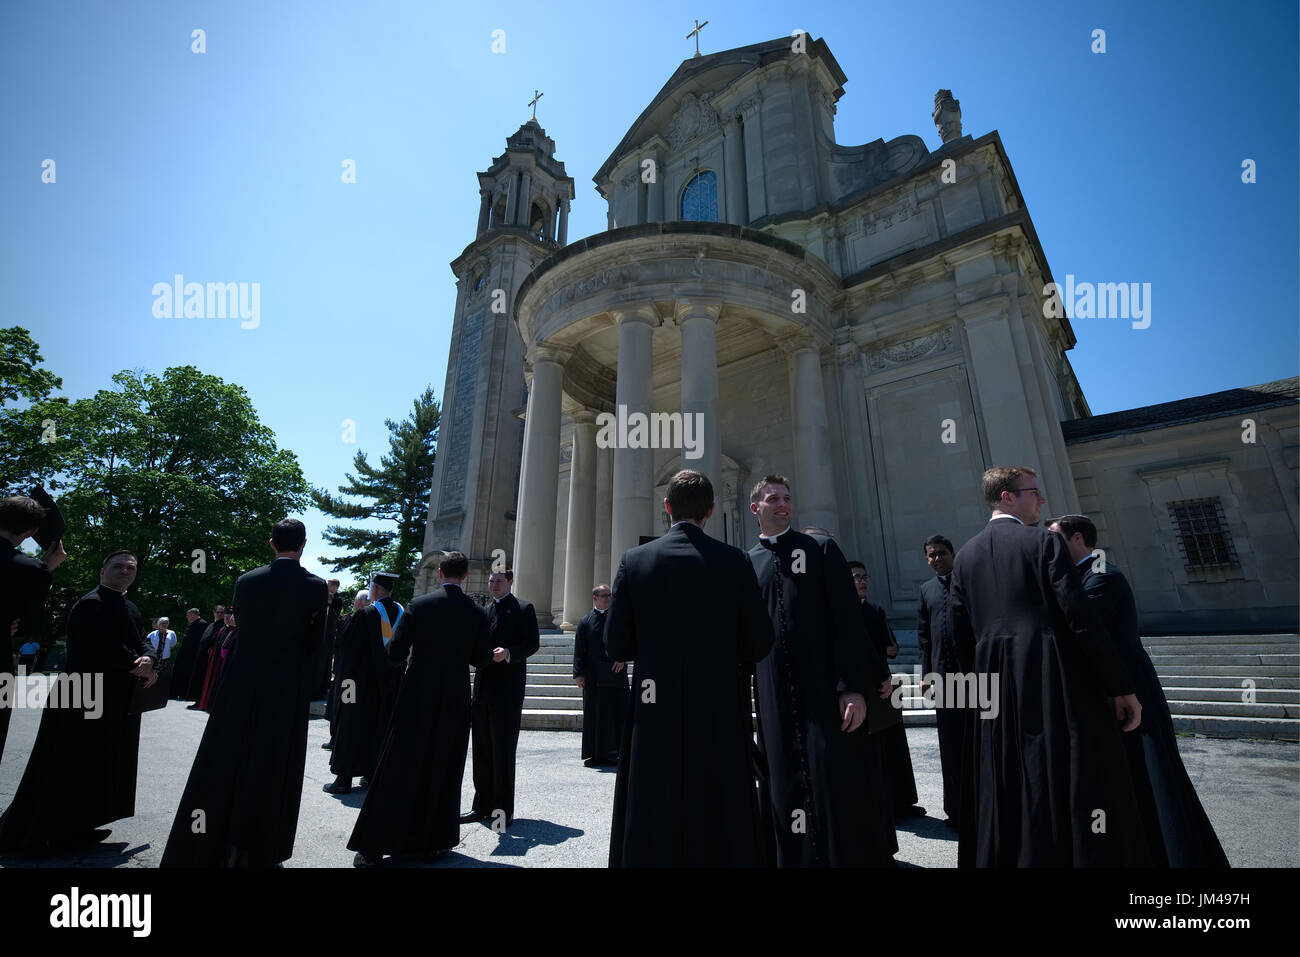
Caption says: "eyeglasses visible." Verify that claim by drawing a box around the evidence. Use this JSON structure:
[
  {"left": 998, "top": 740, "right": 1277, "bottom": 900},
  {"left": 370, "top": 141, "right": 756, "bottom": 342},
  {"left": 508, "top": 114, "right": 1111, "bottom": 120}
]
[
  {"left": 1012, "top": 487, "right": 1040, "bottom": 496},
  {"left": 850, "top": 574, "right": 869, "bottom": 581},
  {"left": 594, "top": 593, "right": 611, "bottom": 598}
]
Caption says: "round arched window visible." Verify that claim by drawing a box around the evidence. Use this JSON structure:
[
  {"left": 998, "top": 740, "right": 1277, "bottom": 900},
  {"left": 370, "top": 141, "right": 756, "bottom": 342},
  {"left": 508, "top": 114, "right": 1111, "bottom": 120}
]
[{"left": 681, "top": 171, "right": 719, "bottom": 222}]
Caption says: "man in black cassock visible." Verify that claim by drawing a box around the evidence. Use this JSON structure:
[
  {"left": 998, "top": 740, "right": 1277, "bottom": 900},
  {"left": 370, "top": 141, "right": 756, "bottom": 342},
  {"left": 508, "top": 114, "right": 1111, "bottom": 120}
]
[
  {"left": 1048, "top": 514, "right": 1229, "bottom": 868},
  {"left": 326, "top": 573, "right": 402, "bottom": 794},
  {"left": 462, "top": 568, "right": 539, "bottom": 827},
  {"left": 161, "top": 519, "right": 327, "bottom": 867},
  {"left": 0, "top": 496, "right": 67, "bottom": 768},
  {"left": 746, "top": 476, "right": 892, "bottom": 867},
  {"left": 915, "top": 536, "right": 967, "bottom": 829},
  {"left": 606, "top": 469, "right": 774, "bottom": 867},
  {"left": 0, "top": 550, "right": 158, "bottom": 854},
  {"left": 350, "top": 551, "right": 491, "bottom": 866},
  {"left": 170, "top": 607, "right": 207, "bottom": 699},
  {"left": 849, "top": 563, "right": 923, "bottom": 821},
  {"left": 310, "top": 579, "right": 342, "bottom": 701},
  {"left": 325, "top": 589, "right": 368, "bottom": 749},
  {"left": 573, "top": 583, "right": 627, "bottom": 767},
  {"left": 950, "top": 466, "right": 1148, "bottom": 867},
  {"left": 184, "top": 604, "right": 225, "bottom": 704}
]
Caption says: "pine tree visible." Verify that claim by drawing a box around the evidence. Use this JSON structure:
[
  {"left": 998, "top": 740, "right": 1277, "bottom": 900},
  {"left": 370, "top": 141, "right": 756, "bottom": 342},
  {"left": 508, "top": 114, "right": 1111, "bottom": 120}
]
[{"left": 312, "top": 386, "right": 439, "bottom": 603}]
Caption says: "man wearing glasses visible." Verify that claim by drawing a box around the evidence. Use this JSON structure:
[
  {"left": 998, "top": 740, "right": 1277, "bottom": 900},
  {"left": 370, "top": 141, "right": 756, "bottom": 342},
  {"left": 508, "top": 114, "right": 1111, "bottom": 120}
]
[{"left": 949, "top": 466, "right": 1147, "bottom": 867}]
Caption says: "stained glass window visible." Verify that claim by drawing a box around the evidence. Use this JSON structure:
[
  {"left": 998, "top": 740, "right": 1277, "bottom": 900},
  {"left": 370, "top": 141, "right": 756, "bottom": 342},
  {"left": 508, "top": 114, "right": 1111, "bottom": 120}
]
[{"left": 681, "top": 171, "right": 719, "bottom": 222}]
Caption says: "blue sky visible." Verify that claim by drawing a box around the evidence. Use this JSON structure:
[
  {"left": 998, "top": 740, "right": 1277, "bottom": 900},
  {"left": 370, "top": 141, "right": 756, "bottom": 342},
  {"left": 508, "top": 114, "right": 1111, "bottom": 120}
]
[{"left": 2, "top": 0, "right": 1296, "bottom": 580}]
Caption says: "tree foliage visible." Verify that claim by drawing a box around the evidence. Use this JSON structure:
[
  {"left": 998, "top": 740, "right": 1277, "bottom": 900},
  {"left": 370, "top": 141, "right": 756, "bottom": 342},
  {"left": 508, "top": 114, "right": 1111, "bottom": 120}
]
[{"left": 311, "top": 386, "right": 439, "bottom": 604}]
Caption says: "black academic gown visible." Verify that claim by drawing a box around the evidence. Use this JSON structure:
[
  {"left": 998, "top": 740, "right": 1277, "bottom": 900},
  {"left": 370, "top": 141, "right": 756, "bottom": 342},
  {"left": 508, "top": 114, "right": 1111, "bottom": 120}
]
[
  {"left": 606, "top": 521, "right": 774, "bottom": 867},
  {"left": 747, "top": 529, "right": 875, "bottom": 867},
  {"left": 950, "top": 517, "right": 1149, "bottom": 867},
  {"left": 573, "top": 607, "right": 628, "bottom": 762},
  {"left": 853, "top": 599, "right": 900, "bottom": 864},
  {"left": 170, "top": 617, "right": 207, "bottom": 699},
  {"left": 1082, "top": 561, "right": 1229, "bottom": 867},
  {"left": 326, "top": 612, "right": 349, "bottom": 731},
  {"left": 864, "top": 599, "right": 919, "bottom": 816},
  {"left": 470, "top": 592, "right": 540, "bottom": 822},
  {"left": 161, "top": 559, "right": 327, "bottom": 867},
  {"left": 917, "top": 575, "right": 967, "bottom": 826},
  {"left": 0, "top": 584, "right": 157, "bottom": 853},
  {"left": 330, "top": 598, "right": 401, "bottom": 780},
  {"left": 310, "top": 594, "right": 341, "bottom": 701},
  {"left": 348, "top": 583, "right": 491, "bottom": 859},
  {"left": 0, "top": 542, "right": 52, "bottom": 769}
]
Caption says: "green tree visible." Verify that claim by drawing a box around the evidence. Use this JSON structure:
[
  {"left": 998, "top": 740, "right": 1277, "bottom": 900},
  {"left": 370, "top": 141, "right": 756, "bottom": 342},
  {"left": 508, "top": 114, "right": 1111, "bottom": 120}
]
[
  {"left": 312, "top": 386, "right": 439, "bottom": 604},
  {"left": 0, "top": 326, "right": 69, "bottom": 495},
  {"left": 40, "top": 366, "right": 310, "bottom": 636}
]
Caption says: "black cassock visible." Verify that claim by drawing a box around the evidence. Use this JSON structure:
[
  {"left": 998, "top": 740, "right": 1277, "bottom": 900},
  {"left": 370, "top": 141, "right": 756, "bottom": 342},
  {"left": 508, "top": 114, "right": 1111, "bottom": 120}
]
[
  {"left": 185, "top": 619, "right": 224, "bottom": 702},
  {"left": 0, "top": 541, "right": 52, "bottom": 768},
  {"left": 917, "top": 574, "right": 968, "bottom": 826},
  {"left": 747, "top": 529, "right": 874, "bottom": 867},
  {"left": 573, "top": 607, "right": 628, "bottom": 762},
  {"left": 606, "top": 522, "right": 774, "bottom": 867},
  {"left": 853, "top": 598, "right": 900, "bottom": 864},
  {"left": 1083, "top": 561, "right": 1229, "bottom": 867},
  {"left": 470, "top": 592, "right": 540, "bottom": 823},
  {"left": 862, "top": 598, "right": 918, "bottom": 816},
  {"left": 329, "top": 598, "right": 401, "bottom": 780},
  {"left": 161, "top": 559, "right": 327, "bottom": 867},
  {"left": 310, "top": 594, "right": 341, "bottom": 701},
  {"left": 0, "top": 584, "right": 157, "bottom": 853},
  {"left": 950, "top": 517, "right": 1149, "bottom": 867},
  {"left": 170, "top": 617, "right": 207, "bottom": 699},
  {"left": 348, "top": 583, "right": 490, "bottom": 859}
]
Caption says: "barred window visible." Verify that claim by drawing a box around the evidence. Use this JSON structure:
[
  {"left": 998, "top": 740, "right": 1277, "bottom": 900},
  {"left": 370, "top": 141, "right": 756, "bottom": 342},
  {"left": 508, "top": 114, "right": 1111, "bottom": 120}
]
[
  {"left": 1168, "top": 497, "right": 1239, "bottom": 570},
  {"left": 681, "top": 171, "right": 718, "bottom": 222}
]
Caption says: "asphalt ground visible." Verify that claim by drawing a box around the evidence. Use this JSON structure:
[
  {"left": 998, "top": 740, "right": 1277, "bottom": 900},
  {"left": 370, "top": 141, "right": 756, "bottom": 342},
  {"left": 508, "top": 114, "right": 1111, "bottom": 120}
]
[{"left": 0, "top": 698, "right": 1295, "bottom": 868}]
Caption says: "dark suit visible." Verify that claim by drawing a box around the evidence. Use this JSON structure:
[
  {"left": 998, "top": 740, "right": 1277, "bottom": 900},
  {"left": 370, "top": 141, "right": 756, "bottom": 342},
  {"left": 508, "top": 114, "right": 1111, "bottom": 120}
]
[
  {"left": 470, "top": 591, "right": 539, "bottom": 822},
  {"left": 950, "top": 517, "right": 1146, "bottom": 867},
  {"left": 349, "top": 583, "right": 492, "bottom": 859},
  {"left": 161, "top": 557, "right": 328, "bottom": 867},
  {"left": 917, "top": 574, "right": 965, "bottom": 823},
  {"left": 171, "top": 617, "right": 208, "bottom": 699},
  {"left": 0, "top": 542, "right": 52, "bottom": 768},
  {"left": 606, "top": 521, "right": 775, "bottom": 866},
  {"left": 573, "top": 606, "right": 628, "bottom": 762},
  {"left": 1082, "top": 560, "right": 1228, "bottom": 867}
]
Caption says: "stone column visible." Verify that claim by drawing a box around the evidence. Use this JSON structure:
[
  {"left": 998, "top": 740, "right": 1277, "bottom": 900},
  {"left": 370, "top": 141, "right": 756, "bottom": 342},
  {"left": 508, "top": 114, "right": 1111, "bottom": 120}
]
[
  {"left": 513, "top": 346, "right": 566, "bottom": 625},
  {"left": 677, "top": 300, "right": 722, "bottom": 518},
  {"left": 558, "top": 197, "right": 569, "bottom": 245},
  {"left": 645, "top": 150, "right": 663, "bottom": 222},
  {"left": 610, "top": 307, "right": 657, "bottom": 568},
  {"left": 739, "top": 96, "right": 766, "bottom": 221},
  {"left": 723, "top": 117, "right": 749, "bottom": 225},
  {"left": 562, "top": 411, "right": 598, "bottom": 629},
  {"left": 595, "top": 441, "right": 613, "bottom": 583},
  {"left": 517, "top": 171, "right": 533, "bottom": 226},
  {"left": 504, "top": 174, "right": 517, "bottom": 229},
  {"left": 961, "top": 297, "right": 1047, "bottom": 471},
  {"left": 788, "top": 336, "right": 838, "bottom": 533},
  {"left": 476, "top": 188, "right": 491, "bottom": 236}
]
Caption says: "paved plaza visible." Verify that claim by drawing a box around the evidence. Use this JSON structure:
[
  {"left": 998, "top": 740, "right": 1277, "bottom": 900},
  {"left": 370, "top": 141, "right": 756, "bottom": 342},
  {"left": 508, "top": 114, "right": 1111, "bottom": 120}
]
[{"left": 0, "top": 699, "right": 1295, "bottom": 868}]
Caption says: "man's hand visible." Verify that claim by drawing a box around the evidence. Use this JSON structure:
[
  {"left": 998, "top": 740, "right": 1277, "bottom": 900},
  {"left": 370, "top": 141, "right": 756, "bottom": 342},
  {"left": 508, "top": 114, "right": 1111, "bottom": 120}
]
[
  {"left": 612, "top": 661, "right": 625, "bottom": 673},
  {"left": 42, "top": 539, "right": 68, "bottom": 573},
  {"left": 838, "top": 692, "right": 867, "bottom": 732},
  {"left": 131, "top": 656, "right": 157, "bottom": 687},
  {"left": 886, "top": 643, "right": 898, "bottom": 659},
  {"left": 878, "top": 678, "right": 892, "bottom": 700},
  {"left": 574, "top": 676, "right": 585, "bottom": 689},
  {"left": 492, "top": 647, "right": 508, "bottom": 663},
  {"left": 1114, "top": 694, "right": 1141, "bottom": 731}
]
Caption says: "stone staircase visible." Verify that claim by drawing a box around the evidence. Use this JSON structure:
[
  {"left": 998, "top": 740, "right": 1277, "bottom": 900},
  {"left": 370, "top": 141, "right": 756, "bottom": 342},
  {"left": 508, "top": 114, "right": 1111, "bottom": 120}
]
[{"left": 520, "top": 632, "right": 1300, "bottom": 740}]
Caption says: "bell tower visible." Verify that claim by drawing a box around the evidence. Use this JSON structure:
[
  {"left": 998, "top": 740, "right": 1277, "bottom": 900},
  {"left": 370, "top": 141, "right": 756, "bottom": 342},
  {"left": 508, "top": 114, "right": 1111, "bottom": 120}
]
[{"left": 420, "top": 119, "right": 575, "bottom": 595}]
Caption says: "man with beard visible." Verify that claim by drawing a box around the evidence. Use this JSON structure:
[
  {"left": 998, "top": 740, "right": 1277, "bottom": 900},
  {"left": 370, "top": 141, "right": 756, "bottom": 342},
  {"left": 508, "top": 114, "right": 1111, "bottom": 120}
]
[
  {"left": 0, "top": 550, "right": 158, "bottom": 854},
  {"left": 161, "top": 519, "right": 327, "bottom": 867},
  {"left": 950, "top": 467, "right": 1147, "bottom": 866},
  {"left": 572, "top": 583, "right": 626, "bottom": 767},
  {"left": 916, "top": 535, "right": 966, "bottom": 829},
  {"left": 746, "top": 475, "right": 892, "bottom": 867},
  {"left": 326, "top": 573, "right": 402, "bottom": 794},
  {"left": 605, "top": 469, "right": 774, "bottom": 866},
  {"left": 462, "top": 569, "right": 539, "bottom": 828},
  {"left": 350, "top": 552, "right": 490, "bottom": 866},
  {"left": 1047, "top": 514, "right": 1228, "bottom": 868}
]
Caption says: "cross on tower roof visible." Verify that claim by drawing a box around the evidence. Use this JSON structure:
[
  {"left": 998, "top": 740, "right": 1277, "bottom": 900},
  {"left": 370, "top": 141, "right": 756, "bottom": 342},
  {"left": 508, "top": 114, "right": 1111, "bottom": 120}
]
[
  {"left": 528, "top": 89, "right": 544, "bottom": 120},
  {"left": 686, "top": 18, "right": 709, "bottom": 58}
]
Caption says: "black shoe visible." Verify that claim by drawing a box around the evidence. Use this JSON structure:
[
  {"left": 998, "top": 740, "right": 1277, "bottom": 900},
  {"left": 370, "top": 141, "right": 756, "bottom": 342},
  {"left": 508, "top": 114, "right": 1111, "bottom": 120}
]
[
  {"left": 321, "top": 740, "right": 333, "bottom": 750},
  {"left": 323, "top": 778, "right": 353, "bottom": 794},
  {"left": 944, "top": 818, "right": 960, "bottom": 830},
  {"left": 458, "top": 811, "right": 486, "bottom": 824},
  {"left": 895, "top": 805, "right": 926, "bottom": 820},
  {"left": 358, "top": 777, "right": 370, "bottom": 789},
  {"left": 353, "top": 852, "right": 379, "bottom": 868},
  {"left": 583, "top": 758, "right": 599, "bottom": 768}
]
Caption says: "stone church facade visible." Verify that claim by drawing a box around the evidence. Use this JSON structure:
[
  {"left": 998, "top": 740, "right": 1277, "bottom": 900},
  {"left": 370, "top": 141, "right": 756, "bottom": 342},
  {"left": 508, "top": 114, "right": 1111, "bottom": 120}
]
[{"left": 421, "top": 35, "right": 1298, "bottom": 635}]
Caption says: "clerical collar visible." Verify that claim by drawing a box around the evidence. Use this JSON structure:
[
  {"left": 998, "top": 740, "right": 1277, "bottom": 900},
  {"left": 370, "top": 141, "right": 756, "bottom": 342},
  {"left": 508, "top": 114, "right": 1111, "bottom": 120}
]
[
  {"left": 940, "top": 574, "right": 951, "bottom": 585},
  {"left": 273, "top": 555, "right": 297, "bottom": 561},
  {"left": 759, "top": 526, "right": 791, "bottom": 543},
  {"left": 97, "top": 583, "right": 127, "bottom": 596},
  {"left": 1075, "top": 555, "right": 1093, "bottom": 568},
  {"left": 594, "top": 607, "right": 606, "bottom": 615},
  {"left": 989, "top": 514, "right": 1024, "bottom": 525},
  {"left": 443, "top": 582, "right": 461, "bottom": 591}
]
